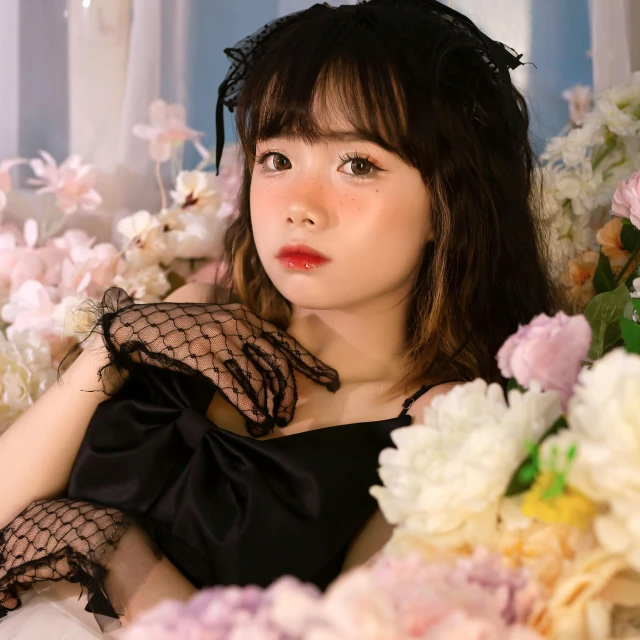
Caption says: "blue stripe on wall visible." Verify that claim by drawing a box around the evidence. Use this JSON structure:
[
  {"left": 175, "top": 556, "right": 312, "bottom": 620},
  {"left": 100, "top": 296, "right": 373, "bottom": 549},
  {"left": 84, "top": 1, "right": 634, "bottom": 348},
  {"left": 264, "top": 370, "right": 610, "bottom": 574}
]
[
  {"left": 182, "top": 0, "right": 278, "bottom": 168},
  {"left": 176, "top": 0, "right": 593, "bottom": 163},
  {"left": 528, "top": 0, "right": 592, "bottom": 151},
  {"left": 19, "top": 0, "right": 69, "bottom": 162}
]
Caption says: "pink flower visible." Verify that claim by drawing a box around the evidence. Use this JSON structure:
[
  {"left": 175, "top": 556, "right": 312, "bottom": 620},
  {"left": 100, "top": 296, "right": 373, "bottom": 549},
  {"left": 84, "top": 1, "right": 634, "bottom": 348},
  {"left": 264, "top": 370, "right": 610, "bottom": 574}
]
[
  {"left": 311, "top": 552, "right": 541, "bottom": 640},
  {"left": 28, "top": 151, "right": 102, "bottom": 215},
  {"left": 497, "top": 312, "right": 591, "bottom": 409},
  {"left": 0, "top": 158, "right": 26, "bottom": 214},
  {"left": 58, "top": 242, "right": 121, "bottom": 299},
  {"left": 133, "top": 100, "right": 204, "bottom": 163},
  {"left": 612, "top": 171, "right": 640, "bottom": 230},
  {"left": 123, "top": 553, "right": 541, "bottom": 640},
  {"left": 123, "top": 577, "right": 321, "bottom": 640},
  {"left": 1, "top": 280, "right": 58, "bottom": 338}
]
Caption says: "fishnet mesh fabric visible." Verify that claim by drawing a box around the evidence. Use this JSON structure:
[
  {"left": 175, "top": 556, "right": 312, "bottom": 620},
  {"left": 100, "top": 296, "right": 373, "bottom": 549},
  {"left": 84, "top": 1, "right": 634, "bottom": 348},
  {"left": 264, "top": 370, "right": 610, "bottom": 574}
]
[
  {"left": 0, "top": 499, "right": 130, "bottom": 618},
  {"left": 94, "top": 287, "right": 339, "bottom": 437}
]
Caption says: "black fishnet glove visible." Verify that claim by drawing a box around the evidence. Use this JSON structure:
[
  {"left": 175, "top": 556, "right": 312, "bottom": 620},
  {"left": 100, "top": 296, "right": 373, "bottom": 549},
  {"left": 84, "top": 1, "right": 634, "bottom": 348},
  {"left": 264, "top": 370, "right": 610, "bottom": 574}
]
[
  {"left": 93, "top": 287, "right": 340, "bottom": 436},
  {"left": 0, "top": 499, "right": 130, "bottom": 619}
]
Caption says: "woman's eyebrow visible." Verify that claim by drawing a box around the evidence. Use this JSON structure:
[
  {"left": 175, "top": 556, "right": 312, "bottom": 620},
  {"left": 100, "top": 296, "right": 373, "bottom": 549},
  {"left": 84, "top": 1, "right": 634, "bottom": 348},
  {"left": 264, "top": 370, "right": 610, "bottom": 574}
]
[{"left": 270, "top": 130, "right": 380, "bottom": 144}]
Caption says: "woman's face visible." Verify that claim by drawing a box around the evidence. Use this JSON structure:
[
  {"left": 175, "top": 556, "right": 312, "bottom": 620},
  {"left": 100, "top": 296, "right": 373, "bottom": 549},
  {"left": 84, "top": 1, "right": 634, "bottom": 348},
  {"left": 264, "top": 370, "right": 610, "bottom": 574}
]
[{"left": 250, "top": 111, "right": 432, "bottom": 313}]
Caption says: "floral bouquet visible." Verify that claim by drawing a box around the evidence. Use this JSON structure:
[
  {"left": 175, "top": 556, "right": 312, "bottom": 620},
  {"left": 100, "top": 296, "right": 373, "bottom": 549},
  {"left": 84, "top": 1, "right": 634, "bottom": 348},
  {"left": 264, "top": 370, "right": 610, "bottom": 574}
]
[
  {"left": 121, "top": 302, "right": 640, "bottom": 640},
  {"left": 542, "top": 73, "right": 640, "bottom": 312},
  {"left": 0, "top": 99, "right": 242, "bottom": 434}
]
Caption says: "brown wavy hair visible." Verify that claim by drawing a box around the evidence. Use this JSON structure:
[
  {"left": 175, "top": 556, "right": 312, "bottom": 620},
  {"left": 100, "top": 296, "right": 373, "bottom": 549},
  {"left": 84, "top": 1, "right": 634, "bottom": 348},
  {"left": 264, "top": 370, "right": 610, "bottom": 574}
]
[{"left": 219, "top": 3, "right": 558, "bottom": 389}]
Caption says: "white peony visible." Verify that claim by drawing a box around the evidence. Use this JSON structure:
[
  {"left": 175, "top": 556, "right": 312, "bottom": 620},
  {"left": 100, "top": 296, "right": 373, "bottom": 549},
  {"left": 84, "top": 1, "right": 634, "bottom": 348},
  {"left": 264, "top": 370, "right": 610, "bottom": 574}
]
[
  {"left": 112, "top": 264, "right": 171, "bottom": 302},
  {"left": 0, "top": 329, "right": 55, "bottom": 433},
  {"left": 544, "top": 349, "right": 640, "bottom": 569},
  {"left": 370, "top": 380, "right": 562, "bottom": 549}
]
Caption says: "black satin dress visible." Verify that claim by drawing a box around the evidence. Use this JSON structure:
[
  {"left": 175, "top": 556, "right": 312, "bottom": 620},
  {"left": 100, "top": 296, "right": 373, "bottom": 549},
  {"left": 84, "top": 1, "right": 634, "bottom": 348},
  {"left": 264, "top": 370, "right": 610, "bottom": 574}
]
[{"left": 67, "top": 366, "right": 433, "bottom": 591}]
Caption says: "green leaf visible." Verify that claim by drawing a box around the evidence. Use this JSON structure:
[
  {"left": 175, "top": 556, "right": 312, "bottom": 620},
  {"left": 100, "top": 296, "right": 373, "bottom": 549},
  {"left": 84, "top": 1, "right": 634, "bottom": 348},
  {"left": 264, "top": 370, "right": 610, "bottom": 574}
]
[
  {"left": 583, "top": 285, "right": 633, "bottom": 360},
  {"left": 620, "top": 223, "right": 640, "bottom": 252},
  {"left": 593, "top": 252, "right": 616, "bottom": 294},
  {"left": 603, "top": 319, "right": 625, "bottom": 353},
  {"left": 507, "top": 378, "right": 525, "bottom": 393},
  {"left": 632, "top": 298, "right": 640, "bottom": 316},
  {"left": 622, "top": 218, "right": 634, "bottom": 226},
  {"left": 621, "top": 317, "right": 640, "bottom": 354},
  {"left": 505, "top": 416, "right": 569, "bottom": 497}
]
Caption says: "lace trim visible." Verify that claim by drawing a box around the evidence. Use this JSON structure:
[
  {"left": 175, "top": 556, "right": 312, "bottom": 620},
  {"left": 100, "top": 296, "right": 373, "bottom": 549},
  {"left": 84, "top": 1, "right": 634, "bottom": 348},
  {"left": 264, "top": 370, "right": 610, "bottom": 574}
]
[{"left": 0, "top": 499, "right": 131, "bottom": 620}]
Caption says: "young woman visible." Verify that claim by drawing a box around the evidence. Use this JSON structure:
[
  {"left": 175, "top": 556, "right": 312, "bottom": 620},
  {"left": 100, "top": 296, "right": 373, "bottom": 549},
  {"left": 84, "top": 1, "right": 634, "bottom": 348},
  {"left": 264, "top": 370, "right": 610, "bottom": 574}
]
[{"left": 0, "top": 0, "right": 557, "bottom": 629}]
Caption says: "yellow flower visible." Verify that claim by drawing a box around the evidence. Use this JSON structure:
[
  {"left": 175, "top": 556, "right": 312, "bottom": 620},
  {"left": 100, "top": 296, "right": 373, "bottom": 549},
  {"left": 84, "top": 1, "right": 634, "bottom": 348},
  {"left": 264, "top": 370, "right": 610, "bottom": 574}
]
[{"left": 521, "top": 471, "right": 598, "bottom": 530}]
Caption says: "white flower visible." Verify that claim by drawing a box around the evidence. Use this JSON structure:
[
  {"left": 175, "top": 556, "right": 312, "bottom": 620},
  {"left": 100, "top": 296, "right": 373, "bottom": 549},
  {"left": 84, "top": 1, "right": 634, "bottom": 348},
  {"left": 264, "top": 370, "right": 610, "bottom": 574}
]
[
  {"left": 112, "top": 264, "right": 170, "bottom": 302},
  {"left": 370, "top": 380, "right": 561, "bottom": 550},
  {"left": 117, "top": 210, "right": 176, "bottom": 267},
  {"left": 52, "top": 295, "right": 95, "bottom": 338},
  {"left": 160, "top": 209, "right": 225, "bottom": 260},
  {"left": 170, "top": 171, "right": 220, "bottom": 215},
  {"left": 544, "top": 350, "right": 640, "bottom": 569},
  {"left": 0, "top": 329, "right": 55, "bottom": 433},
  {"left": 593, "top": 98, "right": 640, "bottom": 138},
  {"left": 542, "top": 122, "right": 604, "bottom": 168}
]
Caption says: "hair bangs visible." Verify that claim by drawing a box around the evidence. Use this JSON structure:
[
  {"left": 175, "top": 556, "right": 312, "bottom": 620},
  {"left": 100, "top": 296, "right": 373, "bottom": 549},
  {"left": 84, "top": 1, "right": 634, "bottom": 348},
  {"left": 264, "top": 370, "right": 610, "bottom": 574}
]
[{"left": 236, "top": 13, "right": 417, "bottom": 165}]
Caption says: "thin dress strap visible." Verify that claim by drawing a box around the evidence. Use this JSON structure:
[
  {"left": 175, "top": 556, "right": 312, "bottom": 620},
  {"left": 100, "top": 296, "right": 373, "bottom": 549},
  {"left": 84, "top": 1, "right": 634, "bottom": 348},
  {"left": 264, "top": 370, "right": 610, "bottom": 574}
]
[{"left": 398, "top": 383, "right": 439, "bottom": 418}]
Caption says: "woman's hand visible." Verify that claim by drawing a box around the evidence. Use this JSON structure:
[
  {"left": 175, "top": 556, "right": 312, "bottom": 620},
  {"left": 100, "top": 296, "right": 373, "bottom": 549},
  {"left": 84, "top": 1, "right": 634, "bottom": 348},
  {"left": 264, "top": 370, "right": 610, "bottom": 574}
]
[{"left": 99, "top": 287, "right": 340, "bottom": 432}]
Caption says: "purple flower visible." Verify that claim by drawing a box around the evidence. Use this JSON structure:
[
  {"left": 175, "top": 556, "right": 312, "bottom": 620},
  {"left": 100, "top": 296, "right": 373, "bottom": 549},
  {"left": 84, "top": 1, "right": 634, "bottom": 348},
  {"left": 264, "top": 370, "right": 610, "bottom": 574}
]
[{"left": 123, "top": 577, "right": 321, "bottom": 640}]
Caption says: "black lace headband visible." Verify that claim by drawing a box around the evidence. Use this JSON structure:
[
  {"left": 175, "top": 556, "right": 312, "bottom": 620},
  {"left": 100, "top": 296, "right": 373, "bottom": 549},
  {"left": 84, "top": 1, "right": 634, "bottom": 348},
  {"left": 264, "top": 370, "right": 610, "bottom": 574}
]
[{"left": 214, "top": 0, "right": 524, "bottom": 174}]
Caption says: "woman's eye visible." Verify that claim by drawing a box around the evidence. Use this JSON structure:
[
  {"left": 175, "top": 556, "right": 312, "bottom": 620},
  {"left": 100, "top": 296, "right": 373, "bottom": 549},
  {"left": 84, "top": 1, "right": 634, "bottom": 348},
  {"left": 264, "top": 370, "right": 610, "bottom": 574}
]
[
  {"left": 339, "top": 154, "right": 380, "bottom": 178},
  {"left": 261, "top": 152, "right": 292, "bottom": 171}
]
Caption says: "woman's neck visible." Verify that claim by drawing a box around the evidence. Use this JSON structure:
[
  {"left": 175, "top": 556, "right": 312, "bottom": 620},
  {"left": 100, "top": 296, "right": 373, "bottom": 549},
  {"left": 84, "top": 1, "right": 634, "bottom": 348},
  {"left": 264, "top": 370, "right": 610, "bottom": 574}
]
[{"left": 287, "top": 293, "right": 409, "bottom": 386}]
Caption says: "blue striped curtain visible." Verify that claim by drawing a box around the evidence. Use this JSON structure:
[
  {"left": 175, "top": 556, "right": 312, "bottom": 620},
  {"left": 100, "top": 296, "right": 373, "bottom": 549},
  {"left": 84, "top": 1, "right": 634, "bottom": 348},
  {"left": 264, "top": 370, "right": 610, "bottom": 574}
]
[
  {"left": 180, "top": 0, "right": 592, "bottom": 159},
  {"left": 5, "top": 0, "right": 592, "bottom": 166}
]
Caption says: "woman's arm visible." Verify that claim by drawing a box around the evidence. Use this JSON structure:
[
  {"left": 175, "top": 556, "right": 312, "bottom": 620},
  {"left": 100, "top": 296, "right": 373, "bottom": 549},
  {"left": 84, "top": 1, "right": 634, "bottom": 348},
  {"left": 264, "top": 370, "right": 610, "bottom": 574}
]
[{"left": 0, "top": 283, "right": 215, "bottom": 529}]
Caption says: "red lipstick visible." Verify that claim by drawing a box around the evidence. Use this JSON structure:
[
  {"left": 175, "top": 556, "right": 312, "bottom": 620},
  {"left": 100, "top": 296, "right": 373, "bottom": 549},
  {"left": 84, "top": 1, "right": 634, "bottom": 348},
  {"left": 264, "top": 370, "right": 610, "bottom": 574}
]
[{"left": 276, "top": 243, "right": 329, "bottom": 270}]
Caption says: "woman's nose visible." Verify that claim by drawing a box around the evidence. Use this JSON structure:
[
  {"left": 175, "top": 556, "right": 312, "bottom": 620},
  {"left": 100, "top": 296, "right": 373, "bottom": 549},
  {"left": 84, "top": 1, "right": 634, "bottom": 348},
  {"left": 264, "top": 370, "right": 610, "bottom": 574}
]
[{"left": 284, "top": 183, "right": 330, "bottom": 230}]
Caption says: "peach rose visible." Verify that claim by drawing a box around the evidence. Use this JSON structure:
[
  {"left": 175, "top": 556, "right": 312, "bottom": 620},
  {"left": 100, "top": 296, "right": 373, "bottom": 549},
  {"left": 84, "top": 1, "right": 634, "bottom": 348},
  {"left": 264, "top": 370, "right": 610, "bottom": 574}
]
[
  {"left": 565, "top": 250, "right": 599, "bottom": 313},
  {"left": 499, "top": 523, "right": 639, "bottom": 639},
  {"left": 596, "top": 218, "right": 629, "bottom": 264}
]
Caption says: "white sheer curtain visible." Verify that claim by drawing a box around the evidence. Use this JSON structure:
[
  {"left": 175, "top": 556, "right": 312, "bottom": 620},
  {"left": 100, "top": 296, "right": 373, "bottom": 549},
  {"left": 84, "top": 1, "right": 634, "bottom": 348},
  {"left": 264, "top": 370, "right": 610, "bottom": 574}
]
[
  {"left": 68, "top": 0, "right": 192, "bottom": 234},
  {"left": 589, "top": 0, "right": 640, "bottom": 92},
  {"left": 0, "top": 0, "right": 19, "bottom": 163}
]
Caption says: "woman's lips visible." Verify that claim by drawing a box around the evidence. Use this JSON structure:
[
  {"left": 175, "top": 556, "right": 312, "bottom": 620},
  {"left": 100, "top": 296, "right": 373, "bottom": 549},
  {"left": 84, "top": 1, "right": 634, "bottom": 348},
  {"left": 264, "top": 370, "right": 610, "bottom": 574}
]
[{"left": 276, "top": 244, "right": 329, "bottom": 270}]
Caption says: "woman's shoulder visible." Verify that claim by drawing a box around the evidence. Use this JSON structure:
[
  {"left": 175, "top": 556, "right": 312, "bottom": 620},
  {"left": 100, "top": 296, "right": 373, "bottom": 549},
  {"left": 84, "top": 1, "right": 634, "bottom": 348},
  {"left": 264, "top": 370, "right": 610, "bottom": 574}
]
[
  {"left": 405, "top": 382, "right": 459, "bottom": 422},
  {"left": 164, "top": 282, "right": 221, "bottom": 304}
]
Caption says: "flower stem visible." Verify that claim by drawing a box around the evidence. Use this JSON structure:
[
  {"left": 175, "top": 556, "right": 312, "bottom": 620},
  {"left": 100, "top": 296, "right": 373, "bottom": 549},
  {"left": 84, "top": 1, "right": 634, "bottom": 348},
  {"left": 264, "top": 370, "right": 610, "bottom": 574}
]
[
  {"left": 155, "top": 160, "right": 167, "bottom": 211},
  {"left": 613, "top": 246, "right": 640, "bottom": 287}
]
